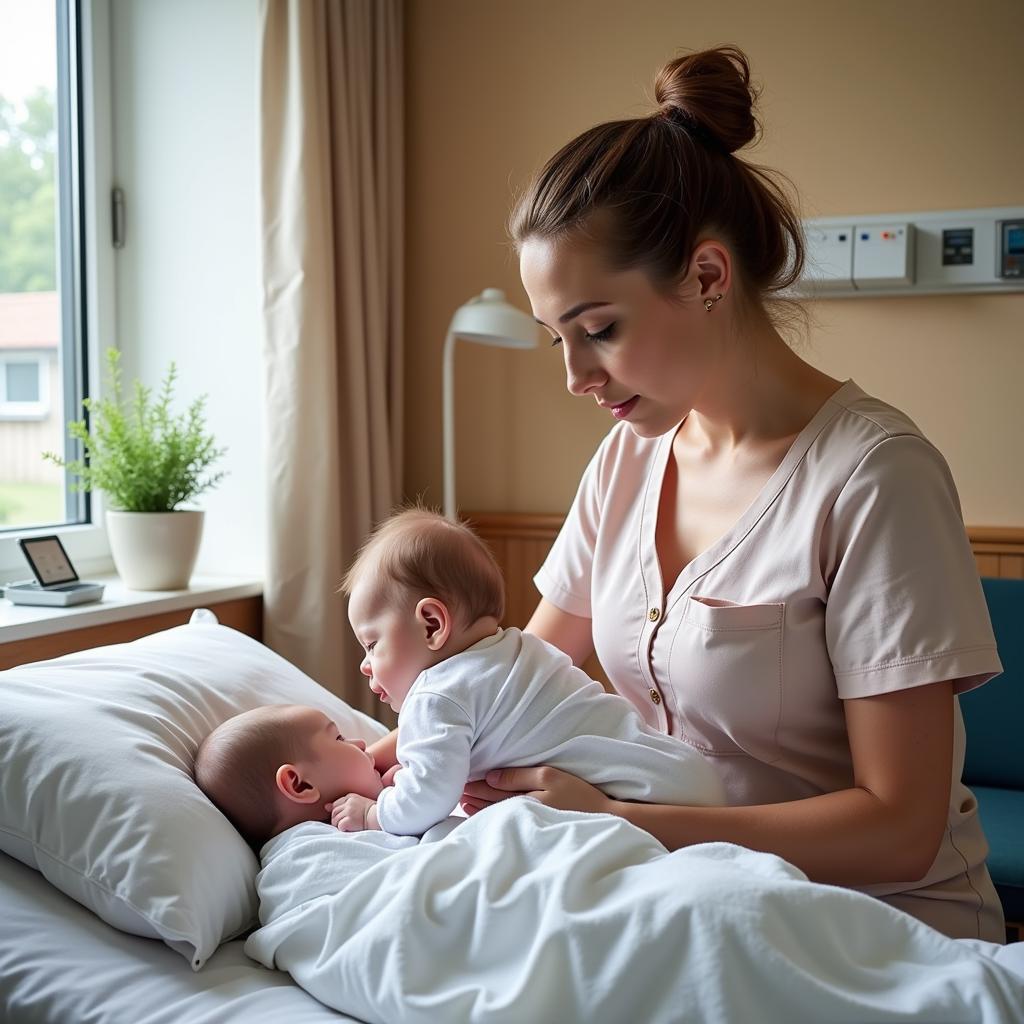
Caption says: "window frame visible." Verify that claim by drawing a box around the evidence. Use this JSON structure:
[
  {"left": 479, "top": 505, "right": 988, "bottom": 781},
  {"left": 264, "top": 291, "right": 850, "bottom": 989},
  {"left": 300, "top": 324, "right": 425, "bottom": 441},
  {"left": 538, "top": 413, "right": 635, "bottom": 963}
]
[{"left": 0, "top": 0, "right": 114, "bottom": 579}]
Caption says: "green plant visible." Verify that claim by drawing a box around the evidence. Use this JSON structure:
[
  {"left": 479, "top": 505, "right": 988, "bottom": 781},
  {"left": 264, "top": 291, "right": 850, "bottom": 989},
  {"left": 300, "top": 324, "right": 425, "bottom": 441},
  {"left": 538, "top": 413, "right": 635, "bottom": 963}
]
[{"left": 44, "top": 348, "right": 227, "bottom": 512}]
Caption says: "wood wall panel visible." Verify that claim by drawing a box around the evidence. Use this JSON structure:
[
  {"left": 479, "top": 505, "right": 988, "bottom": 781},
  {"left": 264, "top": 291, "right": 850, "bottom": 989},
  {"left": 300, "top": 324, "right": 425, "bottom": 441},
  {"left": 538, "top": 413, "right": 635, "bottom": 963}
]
[{"left": 968, "top": 528, "right": 1024, "bottom": 579}]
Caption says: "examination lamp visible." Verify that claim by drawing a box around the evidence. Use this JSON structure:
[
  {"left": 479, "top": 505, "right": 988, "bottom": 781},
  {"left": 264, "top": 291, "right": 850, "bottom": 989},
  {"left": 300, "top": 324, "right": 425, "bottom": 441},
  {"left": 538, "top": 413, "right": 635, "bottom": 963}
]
[{"left": 442, "top": 288, "right": 538, "bottom": 520}]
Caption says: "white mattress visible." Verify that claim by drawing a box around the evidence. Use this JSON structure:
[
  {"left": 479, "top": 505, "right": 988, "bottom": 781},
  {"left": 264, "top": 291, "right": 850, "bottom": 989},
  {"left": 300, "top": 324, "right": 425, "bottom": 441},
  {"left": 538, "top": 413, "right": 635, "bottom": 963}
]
[{"left": 0, "top": 851, "right": 351, "bottom": 1023}]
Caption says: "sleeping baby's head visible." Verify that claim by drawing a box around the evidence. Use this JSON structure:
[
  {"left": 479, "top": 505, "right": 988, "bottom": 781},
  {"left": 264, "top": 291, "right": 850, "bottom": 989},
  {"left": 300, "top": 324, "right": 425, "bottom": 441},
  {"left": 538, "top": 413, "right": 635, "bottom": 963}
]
[
  {"left": 340, "top": 506, "right": 506, "bottom": 713},
  {"left": 194, "top": 704, "right": 382, "bottom": 848}
]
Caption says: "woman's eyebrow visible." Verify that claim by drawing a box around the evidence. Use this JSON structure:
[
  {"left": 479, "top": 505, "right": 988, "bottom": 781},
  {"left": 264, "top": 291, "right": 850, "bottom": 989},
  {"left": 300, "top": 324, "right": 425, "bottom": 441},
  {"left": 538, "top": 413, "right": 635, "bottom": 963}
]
[{"left": 534, "top": 300, "right": 612, "bottom": 327}]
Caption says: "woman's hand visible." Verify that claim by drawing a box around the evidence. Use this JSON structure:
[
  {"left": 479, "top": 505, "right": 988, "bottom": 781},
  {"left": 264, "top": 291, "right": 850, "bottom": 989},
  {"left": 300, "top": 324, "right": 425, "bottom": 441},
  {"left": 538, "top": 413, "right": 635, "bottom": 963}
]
[{"left": 461, "top": 766, "right": 614, "bottom": 817}]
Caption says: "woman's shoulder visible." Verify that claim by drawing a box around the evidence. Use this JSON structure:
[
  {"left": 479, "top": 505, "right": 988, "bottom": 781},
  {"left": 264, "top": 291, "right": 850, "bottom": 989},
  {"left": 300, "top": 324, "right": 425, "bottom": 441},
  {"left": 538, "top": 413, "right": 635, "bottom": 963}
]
[
  {"left": 823, "top": 380, "right": 930, "bottom": 450},
  {"left": 806, "top": 380, "right": 953, "bottom": 480},
  {"left": 813, "top": 381, "right": 959, "bottom": 504}
]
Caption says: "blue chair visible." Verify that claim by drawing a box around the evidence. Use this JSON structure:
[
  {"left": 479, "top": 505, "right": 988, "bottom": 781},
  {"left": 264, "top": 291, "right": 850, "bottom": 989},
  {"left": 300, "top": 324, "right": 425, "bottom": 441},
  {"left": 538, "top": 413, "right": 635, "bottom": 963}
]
[{"left": 960, "top": 577, "right": 1024, "bottom": 942}]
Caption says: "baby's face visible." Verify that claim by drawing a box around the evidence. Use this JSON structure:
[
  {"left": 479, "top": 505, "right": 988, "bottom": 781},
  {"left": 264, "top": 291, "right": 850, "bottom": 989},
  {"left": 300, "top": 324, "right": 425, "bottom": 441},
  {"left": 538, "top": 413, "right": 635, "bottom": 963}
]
[
  {"left": 347, "top": 581, "right": 435, "bottom": 712},
  {"left": 291, "top": 707, "right": 383, "bottom": 804}
]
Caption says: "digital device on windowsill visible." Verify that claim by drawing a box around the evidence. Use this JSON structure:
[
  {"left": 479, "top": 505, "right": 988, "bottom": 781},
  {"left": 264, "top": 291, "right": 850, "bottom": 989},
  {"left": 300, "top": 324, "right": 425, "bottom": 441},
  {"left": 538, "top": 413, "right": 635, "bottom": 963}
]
[{"left": 2, "top": 535, "right": 105, "bottom": 607}]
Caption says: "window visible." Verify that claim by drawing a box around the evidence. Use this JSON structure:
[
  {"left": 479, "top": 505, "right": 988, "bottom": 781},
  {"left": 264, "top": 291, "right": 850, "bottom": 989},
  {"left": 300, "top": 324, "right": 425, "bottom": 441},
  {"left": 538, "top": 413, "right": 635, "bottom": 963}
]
[
  {"left": 0, "top": 353, "right": 49, "bottom": 417},
  {"left": 0, "top": 0, "right": 87, "bottom": 531}
]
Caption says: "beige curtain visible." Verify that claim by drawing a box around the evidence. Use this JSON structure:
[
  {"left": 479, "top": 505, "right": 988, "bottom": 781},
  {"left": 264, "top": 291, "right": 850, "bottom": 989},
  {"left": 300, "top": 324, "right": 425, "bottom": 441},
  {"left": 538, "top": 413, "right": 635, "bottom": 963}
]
[{"left": 258, "top": 0, "right": 403, "bottom": 722}]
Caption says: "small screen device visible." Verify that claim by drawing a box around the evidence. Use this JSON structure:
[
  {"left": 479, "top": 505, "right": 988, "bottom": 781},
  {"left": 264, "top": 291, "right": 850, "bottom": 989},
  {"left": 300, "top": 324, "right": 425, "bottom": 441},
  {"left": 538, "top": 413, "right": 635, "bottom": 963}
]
[
  {"left": 3, "top": 535, "right": 105, "bottom": 607},
  {"left": 999, "top": 219, "right": 1024, "bottom": 279},
  {"left": 20, "top": 535, "right": 79, "bottom": 586}
]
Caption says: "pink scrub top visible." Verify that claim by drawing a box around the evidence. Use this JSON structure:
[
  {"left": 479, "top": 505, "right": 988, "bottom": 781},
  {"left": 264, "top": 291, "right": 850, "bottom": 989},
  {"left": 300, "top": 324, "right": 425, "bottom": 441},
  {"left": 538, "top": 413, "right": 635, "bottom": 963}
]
[{"left": 535, "top": 380, "right": 1005, "bottom": 940}]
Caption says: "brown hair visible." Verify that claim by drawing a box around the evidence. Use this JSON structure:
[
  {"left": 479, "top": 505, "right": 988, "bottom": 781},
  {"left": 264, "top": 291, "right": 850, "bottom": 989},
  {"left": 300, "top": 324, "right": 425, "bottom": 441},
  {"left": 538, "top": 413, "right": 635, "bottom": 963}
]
[
  {"left": 340, "top": 506, "right": 505, "bottom": 625},
  {"left": 508, "top": 46, "right": 804, "bottom": 324},
  {"left": 194, "top": 706, "right": 307, "bottom": 848}
]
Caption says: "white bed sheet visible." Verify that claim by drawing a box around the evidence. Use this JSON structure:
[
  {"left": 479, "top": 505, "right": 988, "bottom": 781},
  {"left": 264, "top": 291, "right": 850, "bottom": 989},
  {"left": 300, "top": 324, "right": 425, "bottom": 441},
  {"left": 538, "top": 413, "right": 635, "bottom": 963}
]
[{"left": 0, "top": 851, "right": 350, "bottom": 1024}]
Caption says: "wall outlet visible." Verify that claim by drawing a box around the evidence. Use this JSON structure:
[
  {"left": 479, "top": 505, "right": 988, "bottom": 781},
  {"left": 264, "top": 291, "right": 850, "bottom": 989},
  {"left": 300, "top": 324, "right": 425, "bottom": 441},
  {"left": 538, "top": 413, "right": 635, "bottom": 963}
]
[{"left": 852, "top": 224, "right": 914, "bottom": 289}]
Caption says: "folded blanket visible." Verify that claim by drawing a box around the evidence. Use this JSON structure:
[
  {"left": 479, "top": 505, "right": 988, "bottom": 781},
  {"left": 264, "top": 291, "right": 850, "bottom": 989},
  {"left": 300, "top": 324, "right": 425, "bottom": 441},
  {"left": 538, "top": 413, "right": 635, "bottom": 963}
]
[{"left": 245, "top": 800, "right": 1024, "bottom": 1023}]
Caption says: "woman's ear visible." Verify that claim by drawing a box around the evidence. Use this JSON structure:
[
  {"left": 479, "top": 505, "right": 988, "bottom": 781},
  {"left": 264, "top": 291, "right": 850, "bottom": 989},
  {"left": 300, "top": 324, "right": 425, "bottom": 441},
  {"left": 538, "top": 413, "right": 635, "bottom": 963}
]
[
  {"left": 416, "top": 597, "right": 453, "bottom": 651},
  {"left": 275, "top": 764, "right": 322, "bottom": 805},
  {"left": 680, "top": 238, "right": 732, "bottom": 306}
]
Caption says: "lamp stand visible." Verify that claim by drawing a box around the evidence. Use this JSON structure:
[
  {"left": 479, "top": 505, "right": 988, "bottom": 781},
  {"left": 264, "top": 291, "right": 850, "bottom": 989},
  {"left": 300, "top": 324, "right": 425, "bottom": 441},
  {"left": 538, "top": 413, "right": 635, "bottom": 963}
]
[{"left": 442, "top": 330, "right": 457, "bottom": 520}]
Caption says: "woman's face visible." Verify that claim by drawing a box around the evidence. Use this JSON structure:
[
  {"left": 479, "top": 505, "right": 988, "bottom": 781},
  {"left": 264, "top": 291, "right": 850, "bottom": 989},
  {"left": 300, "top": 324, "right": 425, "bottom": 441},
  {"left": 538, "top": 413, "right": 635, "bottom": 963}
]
[{"left": 520, "top": 234, "right": 715, "bottom": 438}]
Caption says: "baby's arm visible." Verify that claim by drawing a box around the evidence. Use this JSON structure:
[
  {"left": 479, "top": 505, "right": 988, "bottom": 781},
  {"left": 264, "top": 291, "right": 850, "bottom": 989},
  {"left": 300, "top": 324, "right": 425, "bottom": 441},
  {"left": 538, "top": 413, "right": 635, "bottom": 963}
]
[
  {"left": 328, "top": 794, "right": 380, "bottom": 832},
  {"left": 375, "top": 692, "right": 473, "bottom": 836},
  {"left": 367, "top": 728, "right": 399, "bottom": 773}
]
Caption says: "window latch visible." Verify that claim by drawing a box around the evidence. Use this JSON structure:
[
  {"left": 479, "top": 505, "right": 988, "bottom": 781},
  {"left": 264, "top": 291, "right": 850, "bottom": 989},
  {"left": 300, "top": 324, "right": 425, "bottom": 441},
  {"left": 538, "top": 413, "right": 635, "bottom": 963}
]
[{"left": 111, "top": 186, "right": 126, "bottom": 249}]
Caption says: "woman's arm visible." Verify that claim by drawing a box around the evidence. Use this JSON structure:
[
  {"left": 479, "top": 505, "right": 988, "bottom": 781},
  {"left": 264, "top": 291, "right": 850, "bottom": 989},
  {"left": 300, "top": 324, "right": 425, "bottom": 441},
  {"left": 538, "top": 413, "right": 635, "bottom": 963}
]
[
  {"left": 524, "top": 598, "right": 595, "bottom": 668},
  {"left": 478, "top": 681, "right": 955, "bottom": 887}
]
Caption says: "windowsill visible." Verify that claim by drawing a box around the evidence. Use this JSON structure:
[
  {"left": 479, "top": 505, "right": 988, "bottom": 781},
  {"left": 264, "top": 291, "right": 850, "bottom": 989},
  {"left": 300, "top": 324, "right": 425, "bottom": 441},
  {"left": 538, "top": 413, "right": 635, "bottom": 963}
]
[{"left": 0, "top": 574, "right": 263, "bottom": 644}]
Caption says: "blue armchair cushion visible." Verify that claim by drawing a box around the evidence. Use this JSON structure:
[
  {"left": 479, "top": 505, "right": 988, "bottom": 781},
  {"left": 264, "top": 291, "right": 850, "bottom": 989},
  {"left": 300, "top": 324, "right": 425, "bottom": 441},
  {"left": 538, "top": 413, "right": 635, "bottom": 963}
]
[
  {"left": 960, "top": 578, "right": 1024, "bottom": 789},
  {"left": 972, "top": 785, "right": 1024, "bottom": 921}
]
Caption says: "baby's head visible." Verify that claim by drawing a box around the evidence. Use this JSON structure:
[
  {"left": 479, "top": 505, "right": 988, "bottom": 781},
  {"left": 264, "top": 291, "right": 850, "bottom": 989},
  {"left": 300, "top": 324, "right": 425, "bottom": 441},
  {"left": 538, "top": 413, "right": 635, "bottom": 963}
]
[
  {"left": 341, "top": 507, "right": 505, "bottom": 711},
  {"left": 194, "top": 704, "right": 382, "bottom": 848}
]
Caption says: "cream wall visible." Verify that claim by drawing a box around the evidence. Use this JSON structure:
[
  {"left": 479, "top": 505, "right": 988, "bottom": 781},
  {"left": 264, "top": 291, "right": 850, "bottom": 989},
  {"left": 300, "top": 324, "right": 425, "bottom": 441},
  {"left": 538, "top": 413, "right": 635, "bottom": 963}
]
[{"left": 405, "top": 0, "right": 1024, "bottom": 526}]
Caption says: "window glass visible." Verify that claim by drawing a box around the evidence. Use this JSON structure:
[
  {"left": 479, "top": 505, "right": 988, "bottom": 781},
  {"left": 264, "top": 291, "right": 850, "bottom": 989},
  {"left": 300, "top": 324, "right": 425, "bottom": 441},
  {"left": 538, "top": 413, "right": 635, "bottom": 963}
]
[
  {"left": 0, "top": 1, "right": 85, "bottom": 530},
  {"left": 6, "top": 361, "right": 42, "bottom": 403}
]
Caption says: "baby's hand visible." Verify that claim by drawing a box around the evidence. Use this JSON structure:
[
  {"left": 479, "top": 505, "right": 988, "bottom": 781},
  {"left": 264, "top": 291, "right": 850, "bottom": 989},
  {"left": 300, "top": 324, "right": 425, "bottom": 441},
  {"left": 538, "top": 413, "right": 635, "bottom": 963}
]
[
  {"left": 381, "top": 765, "right": 402, "bottom": 787},
  {"left": 326, "top": 794, "right": 379, "bottom": 832}
]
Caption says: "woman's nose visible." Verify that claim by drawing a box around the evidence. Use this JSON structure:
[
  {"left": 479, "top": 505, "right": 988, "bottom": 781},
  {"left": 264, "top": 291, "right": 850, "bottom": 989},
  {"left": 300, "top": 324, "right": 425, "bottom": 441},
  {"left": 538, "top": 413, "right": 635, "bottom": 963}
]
[{"left": 564, "top": 341, "right": 606, "bottom": 396}]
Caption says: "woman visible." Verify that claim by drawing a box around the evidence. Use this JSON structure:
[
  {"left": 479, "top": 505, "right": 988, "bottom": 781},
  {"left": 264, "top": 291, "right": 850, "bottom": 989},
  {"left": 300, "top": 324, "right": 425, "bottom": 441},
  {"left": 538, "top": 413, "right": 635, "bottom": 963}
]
[{"left": 460, "top": 46, "right": 1004, "bottom": 942}]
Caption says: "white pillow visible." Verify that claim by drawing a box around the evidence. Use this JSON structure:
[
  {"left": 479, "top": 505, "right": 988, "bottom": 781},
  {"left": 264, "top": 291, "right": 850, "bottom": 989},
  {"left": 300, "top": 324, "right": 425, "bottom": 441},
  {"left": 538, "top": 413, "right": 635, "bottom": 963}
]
[{"left": 0, "top": 610, "right": 386, "bottom": 970}]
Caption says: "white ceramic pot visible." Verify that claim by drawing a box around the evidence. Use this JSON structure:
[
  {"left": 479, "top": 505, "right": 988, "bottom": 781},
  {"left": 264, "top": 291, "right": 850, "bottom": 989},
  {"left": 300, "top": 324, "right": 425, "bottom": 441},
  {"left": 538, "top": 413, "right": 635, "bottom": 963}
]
[{"left": 105, "top": 509, "right": 204, "bottom": 591}]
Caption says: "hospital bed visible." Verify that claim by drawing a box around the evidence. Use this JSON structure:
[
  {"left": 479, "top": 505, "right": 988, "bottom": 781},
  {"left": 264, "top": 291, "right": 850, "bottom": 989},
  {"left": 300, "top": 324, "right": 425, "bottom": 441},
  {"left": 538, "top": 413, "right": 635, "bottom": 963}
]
[{"left": 1, "top": 612, "right": 1021, "bottom": 1023}]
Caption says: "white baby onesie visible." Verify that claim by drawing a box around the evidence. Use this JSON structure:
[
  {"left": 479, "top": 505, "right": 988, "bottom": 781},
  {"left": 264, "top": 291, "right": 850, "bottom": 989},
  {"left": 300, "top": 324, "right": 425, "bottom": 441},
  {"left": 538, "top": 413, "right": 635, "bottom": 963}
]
[{"left": 374, "top": 627, "right": 724, "bottom": 836}]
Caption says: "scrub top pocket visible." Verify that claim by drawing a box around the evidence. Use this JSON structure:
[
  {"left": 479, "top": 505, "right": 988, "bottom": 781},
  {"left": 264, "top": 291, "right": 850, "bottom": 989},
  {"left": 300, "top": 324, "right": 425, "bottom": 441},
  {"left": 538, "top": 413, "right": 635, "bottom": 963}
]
[{"left": 669, "top": 596, "right": 786, "bottom": 762}]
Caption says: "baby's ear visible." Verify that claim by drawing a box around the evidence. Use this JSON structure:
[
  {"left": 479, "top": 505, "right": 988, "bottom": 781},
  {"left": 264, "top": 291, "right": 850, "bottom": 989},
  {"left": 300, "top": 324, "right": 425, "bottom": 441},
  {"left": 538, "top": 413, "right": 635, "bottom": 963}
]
[
  {"left": 416, "top": 597, "right": 452, "bottom": 650},
  {"left": 275, "top": 764, "right": 322, "bottom": 805}
]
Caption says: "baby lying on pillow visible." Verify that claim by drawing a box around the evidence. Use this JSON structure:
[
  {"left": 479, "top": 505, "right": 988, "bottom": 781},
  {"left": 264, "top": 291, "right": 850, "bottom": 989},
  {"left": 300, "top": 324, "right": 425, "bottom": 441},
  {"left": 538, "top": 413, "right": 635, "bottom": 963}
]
[{"left": 195, "top": 704, "right": 388, "bottom": 848}]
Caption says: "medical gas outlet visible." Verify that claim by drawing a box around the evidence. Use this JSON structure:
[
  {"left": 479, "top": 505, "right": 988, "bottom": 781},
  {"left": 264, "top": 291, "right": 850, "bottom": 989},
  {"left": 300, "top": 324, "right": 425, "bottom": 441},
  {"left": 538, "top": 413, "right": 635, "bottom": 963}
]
[{"left": 797, "top": 206, "right": 1024, "bottom": 297}]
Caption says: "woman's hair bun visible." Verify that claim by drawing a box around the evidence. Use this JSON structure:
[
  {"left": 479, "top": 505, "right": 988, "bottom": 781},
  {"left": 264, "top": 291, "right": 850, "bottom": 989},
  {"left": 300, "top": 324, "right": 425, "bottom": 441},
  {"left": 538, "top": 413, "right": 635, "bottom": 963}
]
[{"left": 653, "top": 45, "right": 760, "bottom": 154}]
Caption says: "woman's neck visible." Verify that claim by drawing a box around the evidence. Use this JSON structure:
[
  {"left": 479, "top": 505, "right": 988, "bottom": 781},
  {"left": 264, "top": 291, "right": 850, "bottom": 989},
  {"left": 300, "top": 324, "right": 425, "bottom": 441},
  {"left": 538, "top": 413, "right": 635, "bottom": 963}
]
[{"left": 684, "top": 317, "right": 843, "bottom": 455}]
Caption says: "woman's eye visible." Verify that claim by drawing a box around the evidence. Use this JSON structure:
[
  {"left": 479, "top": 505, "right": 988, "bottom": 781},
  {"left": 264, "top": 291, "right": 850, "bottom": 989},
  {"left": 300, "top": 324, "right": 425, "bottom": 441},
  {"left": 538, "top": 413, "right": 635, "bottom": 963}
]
[
  {"left": 584, "top": 323, "right": 616, "bottom": 342},
  {"left": 550, "top": 323, "right": 616, "bottom": 347}
]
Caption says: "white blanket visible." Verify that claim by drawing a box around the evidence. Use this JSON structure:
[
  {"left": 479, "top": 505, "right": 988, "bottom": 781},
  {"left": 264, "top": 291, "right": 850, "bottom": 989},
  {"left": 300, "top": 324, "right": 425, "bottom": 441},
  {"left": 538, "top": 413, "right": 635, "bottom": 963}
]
[{"left": 245, "top": 801, "right": 1024, "bottom": 1024}]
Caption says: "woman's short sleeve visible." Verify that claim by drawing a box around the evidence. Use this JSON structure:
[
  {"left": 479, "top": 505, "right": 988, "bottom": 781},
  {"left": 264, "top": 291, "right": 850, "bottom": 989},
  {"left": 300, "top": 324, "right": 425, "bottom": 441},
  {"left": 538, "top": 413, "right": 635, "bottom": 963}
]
[
  {"left": 823, "top": 434, "right": 1000, "bottom": 699},
  {"left": 533, "top": 439, "right": 609, "bottom": 619}
]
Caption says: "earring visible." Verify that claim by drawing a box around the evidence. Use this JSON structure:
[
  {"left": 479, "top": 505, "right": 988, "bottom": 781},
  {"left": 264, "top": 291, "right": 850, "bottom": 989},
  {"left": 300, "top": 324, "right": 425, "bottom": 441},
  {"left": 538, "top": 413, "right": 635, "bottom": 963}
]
[{"left": 703, "top": 293, "right": 724, "bottom": 312}]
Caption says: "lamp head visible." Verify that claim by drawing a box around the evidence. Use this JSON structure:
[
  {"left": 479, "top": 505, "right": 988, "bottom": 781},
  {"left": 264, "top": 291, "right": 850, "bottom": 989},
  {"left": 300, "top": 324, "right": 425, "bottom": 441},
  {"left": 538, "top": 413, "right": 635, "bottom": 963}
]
[{"left": 448, "top": 288, "right": 538, "bottom": 349}]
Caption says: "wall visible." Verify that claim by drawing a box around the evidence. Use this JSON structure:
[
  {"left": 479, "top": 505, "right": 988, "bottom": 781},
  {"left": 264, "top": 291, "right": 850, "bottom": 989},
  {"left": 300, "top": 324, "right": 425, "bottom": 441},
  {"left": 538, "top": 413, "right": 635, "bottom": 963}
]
[
  {"left": 405, "top": 0, "right": 1024, "bottom": 526},
  {"left": 110, "top": 0, "right": 265, "bottom": 576}
]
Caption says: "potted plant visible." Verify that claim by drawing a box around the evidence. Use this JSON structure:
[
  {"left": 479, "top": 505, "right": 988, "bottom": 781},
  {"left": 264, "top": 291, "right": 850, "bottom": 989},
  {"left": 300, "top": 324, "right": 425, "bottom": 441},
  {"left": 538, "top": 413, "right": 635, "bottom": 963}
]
[{"left": 44, "top": 348, "right": 227, "bottom": 590}]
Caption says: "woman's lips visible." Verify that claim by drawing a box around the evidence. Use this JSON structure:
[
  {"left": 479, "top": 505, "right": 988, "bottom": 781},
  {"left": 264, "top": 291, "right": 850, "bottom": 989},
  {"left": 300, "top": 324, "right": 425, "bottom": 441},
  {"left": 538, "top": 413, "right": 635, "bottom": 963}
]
[{"left": 610, "top": 396, "right": 639, "bottom": 419}]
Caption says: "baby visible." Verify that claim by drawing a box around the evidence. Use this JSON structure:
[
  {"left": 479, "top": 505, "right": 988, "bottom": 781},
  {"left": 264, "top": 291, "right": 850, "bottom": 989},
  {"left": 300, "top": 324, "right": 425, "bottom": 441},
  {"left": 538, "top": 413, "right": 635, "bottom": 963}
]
[
  {"left": 332, "top": 507, "right": 724, "bottom": 837},
  {"left": 194, "top": 703, "right": 388, "bottom": 848}
]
